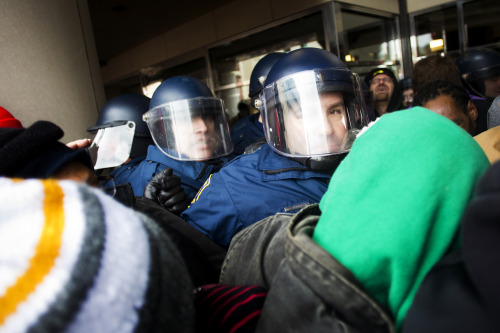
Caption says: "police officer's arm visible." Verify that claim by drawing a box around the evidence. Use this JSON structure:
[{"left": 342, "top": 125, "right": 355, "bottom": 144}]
[{"left": 181, "top": 172, "right": 243, "bottom": 248}]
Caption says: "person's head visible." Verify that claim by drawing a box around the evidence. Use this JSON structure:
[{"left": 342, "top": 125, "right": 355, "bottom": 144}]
[
  {"left": 258, "top": 48, "right": 368, "bottom": 170},
  {"left": 249, "top": 52, "right": 286, "bottom": 110},
  {"left": 400, "top": 77, "right": 414, "bottom": 108},
  {"left": 313, "top": 107, "right": 489, "bottom": 330},
  {"left": 412, "top": 54, "right": 462, "bottom": 93},
  {"left": 413, "top": 80, "right": 478, "bottom": 135},
  {"left": 237, "top": 100, "right": 250, "bottom": 117},
  {"left": 456, "top": 47, "right": 500, "bottom": 101},
  {"left": 0, "top": 177, "right": 195, "bottom": 333},
  {"left": 143, "top": 76, "right": 233, "bottom": 161},
  {"left": 0, "top": 106, "right": 22, "bottom": 128},
  {"left": 0, "top": 121, "right": 98, "bottom": 185},
  {"left": 87, "top": 94, "right": 153, "bottom": 170},
  {"left": 364, "top": 68, "right": 401, "bottom": 116}
]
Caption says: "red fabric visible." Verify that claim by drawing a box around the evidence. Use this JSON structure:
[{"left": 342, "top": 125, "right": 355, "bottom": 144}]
[
  {"left": 0, "top": 106, "right": 22, "bottom": 128},
  {"left": 194, "top": 284, "right": 267, "bottom": 333}
]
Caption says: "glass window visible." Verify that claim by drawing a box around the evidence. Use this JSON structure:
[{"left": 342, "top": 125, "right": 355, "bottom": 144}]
[
  {"left": 339, "top": 10, "right": 401, "bottom": 79},
  {"left": 209, "top": 12, "right": 326, "bottom": 119},
  {"left": 413, "top": 6, "right": 458, "bottom": 58},
  {"left": 463, "top": 0, "right": 500, "bottom": 52}
]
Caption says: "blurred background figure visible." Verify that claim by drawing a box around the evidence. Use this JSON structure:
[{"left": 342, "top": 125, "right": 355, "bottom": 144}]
[
  {"left": 456, "top": 48, "right": 500, "bottom": 134},
  {"left": 230, "top": 52, "right": 285, "bottom": 155},
  {"left": 400, "top": 77, "right": 414, "bottom": 109},
  {"left": 456, "top": 47, "right": 500, "bottom": 102},
  {"left": 364, "top": 68, "right": 402, "bottom": 119}
]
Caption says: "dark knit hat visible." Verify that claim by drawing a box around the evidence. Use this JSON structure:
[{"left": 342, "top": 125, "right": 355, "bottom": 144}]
[
  {"left": 0, "top": 106, "right": 22, "bottom": 128},
  {"left": 0, "top": 120, "right": 93, "bottom": 178},
  {"left": 364, "top": 67, "right": 398, "bottom": 85}
]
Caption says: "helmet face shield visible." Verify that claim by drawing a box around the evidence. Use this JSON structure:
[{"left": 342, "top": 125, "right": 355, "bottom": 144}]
[
  {"left": 142, "top": 97, "right": 233, "bottom": 161},
  {"left": 261, "top": 68, "right": 368, "bottom": 158},
  {"left": 88, "top": 121, "right": 135, "bottom": 170}
]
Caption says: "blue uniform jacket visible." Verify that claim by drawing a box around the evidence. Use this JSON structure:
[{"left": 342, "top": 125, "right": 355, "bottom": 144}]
[
  {"left": 230, "top": 113, "right": 264, "bottom": 155},
  {"left": 109, "top": 156, "right": 144, "bottom": 185},
  {"left": 181, "top": 144, "right": 332, "bottom": 248},
  {"left": 128, "top": 145, "right": 223, "bottom": 200}
]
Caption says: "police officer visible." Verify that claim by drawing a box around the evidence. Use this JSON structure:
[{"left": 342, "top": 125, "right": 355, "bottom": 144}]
[
  {"left": 181, "top": 48, "right": 369, "bottom": 248},
  {"left": 456, "top": 47, "right": 500, "bottom": 101},
  {"left": 230, "top": 52, "right": 285, "bottom": 155},
  {"left": 456, "top": 48, "right": 500, "bottom": 134},
  {"left": 87, "top": 93, "right": 153, "bottom": 186},
  {"left": 128, "top": 76, "right": 234, "bottom": 201}
]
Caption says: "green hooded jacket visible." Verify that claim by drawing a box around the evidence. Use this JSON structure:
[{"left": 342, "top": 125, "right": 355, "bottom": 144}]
[{"left": 313, "top": 107, "right": 489, "bottom": 331}]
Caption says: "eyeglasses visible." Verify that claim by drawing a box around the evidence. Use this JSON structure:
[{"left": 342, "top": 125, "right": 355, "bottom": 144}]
[{"left": 371, "top": 77, "right": 392, "bottom": 85}]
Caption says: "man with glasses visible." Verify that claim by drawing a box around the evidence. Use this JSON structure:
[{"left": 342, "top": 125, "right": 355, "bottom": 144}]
[{"left": 364, "top": 68, "right": 402, "bottom": 119}]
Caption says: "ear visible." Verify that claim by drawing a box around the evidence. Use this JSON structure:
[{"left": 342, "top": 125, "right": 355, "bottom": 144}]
[{"left": 467, "top": 100, "right": 478, "bottom": 122}]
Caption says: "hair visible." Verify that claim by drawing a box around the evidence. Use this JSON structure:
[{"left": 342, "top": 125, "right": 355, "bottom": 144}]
[
  {"left": 412, "top": 55, "right": 463, "bottom": 93},
  {"left": 413, "top": 80, "right": 471, "bottom": 115}
]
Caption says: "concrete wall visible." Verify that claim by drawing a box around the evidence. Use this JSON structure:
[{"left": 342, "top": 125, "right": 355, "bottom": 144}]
[{"left": 0, "top": 0, "right": 105, "bottom": 142}]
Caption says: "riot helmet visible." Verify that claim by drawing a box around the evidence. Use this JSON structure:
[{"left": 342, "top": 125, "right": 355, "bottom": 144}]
[
  {"left": 142, "top": 76, "right": 233, "bottom": 161},
  {"left": 249, "top": 52, "right": 285, "bottom": 109},
  {"left": 456, "top": 48, "right": 500, "bottom": 100},
  {"left": 87, "top": 94, "right": 153, "bottom": 170},
  {"left": 258, "top": 48, "right": 368, "bottom": 169}
]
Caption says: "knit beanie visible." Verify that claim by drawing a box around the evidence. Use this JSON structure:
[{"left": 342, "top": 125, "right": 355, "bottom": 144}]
[
  {"left": 0, "top": 107, "right": 22, "bottom": 129},
  {"left": 0, "top": 177, "right": 195, "bottom": 333},
  {"left": 487, "top": 95, "right": 500, "bottom": 129},
  {"left": 313, "top": 107, "right": 489, "bottom": 331},
  {"left": 0, "top": 121, "right": 93, "bottom": 178}
]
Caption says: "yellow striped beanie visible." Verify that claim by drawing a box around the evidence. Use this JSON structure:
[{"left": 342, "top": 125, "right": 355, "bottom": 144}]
[{"left": 0, "top": 178, "right": 194, "bottom": 333}]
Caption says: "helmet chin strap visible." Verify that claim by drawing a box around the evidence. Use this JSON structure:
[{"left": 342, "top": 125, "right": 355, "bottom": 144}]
[{"left": 292, "top": 153, "right": 347, "bottom": 173}]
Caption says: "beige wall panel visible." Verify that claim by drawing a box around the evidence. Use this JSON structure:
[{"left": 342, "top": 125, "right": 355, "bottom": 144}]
[
  {"left": 128, "top": 35, "right": 169, "bottom": 73},
  {"left": 407, "top": 0, "right": 455, "bottom": 13},
  {"left": 344, "top": 0, "right": 399, "bottom": 14},
  {"left": 213, "top": 0, "right": 274, "bottom": 40},
  {"left": 0, "top": 0, "right": 104, "bottom": 142},
  {"left": 164, "top": 13, "right": 218, "bottom": 59},
  {"left": 100, "top": 52, "right": 135, "bottom": 85}
]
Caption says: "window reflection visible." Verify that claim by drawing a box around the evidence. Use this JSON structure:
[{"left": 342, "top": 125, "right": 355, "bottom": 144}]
[
  {"left": 340, "top": 10, "right": 401, "bottom": 80},
  {"left": 414, "top": 6, "right": 458, "bottom": 58}
]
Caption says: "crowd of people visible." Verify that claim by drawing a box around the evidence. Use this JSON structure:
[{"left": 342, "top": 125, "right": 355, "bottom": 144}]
[{"left": 1, "top": 46, "right": 500, "bottom": 333}]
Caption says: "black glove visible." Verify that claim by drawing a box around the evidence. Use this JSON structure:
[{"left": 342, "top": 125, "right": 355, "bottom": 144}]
[{"left": 143, "top": 168, "right": 189, "bottom": 215}]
